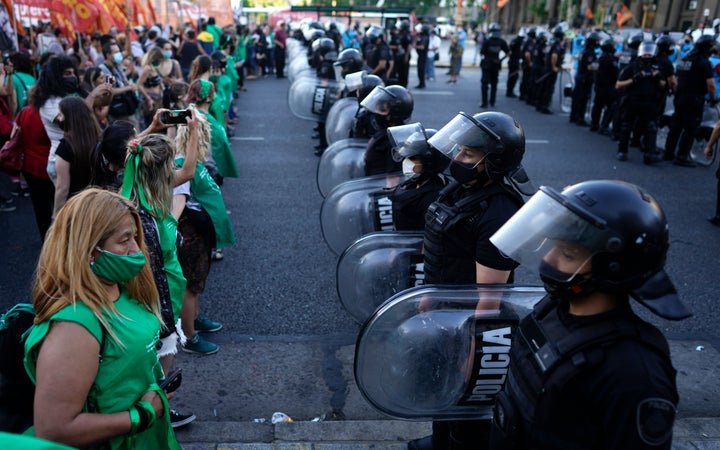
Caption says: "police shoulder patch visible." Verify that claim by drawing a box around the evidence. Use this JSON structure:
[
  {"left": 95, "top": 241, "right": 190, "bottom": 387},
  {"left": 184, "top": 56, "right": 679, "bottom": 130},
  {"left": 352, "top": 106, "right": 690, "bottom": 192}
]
[{"left": 636, "top": 397, "right": 676, "bottom": 446}]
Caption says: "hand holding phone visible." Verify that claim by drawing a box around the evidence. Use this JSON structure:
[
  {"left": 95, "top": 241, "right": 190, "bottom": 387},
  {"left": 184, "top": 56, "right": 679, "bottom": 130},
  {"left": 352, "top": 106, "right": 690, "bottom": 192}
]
[
  {"left": 161, "top": 109, "right": 191, "bottom": 125},
  {"left": 159, "top": 368, "right": 182, "bottom": 393}
]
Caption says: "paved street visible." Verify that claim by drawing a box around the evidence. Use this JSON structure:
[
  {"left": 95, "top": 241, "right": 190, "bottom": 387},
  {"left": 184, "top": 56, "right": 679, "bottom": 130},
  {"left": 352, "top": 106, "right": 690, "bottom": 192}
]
[{"left": 1, "top": 46, "right": 720, "bottom": 447}]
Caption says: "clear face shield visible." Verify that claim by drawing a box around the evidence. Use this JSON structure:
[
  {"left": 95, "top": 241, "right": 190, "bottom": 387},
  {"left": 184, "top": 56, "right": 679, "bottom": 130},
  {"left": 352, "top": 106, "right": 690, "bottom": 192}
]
[
  {"left": 360, "top": 86, "right": 392, "bottom": 116},
  {"left": 388, "top": 122, "right": 425, "bottom": 162},
  {"left": 490, "top": 187, "right": 623, "bottom": 283},
  {"left": 427, "top": 112, "right": 500, "bottom": 160},
  {"left": 344, "top": 70, "right": 366, "bottom": 92}
]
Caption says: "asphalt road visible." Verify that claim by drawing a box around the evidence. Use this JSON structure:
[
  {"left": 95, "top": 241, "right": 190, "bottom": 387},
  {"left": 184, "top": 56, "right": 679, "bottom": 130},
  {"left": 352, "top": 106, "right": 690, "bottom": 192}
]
[{"left": 2, "top": 44, "right": 720, "bottom": 427}]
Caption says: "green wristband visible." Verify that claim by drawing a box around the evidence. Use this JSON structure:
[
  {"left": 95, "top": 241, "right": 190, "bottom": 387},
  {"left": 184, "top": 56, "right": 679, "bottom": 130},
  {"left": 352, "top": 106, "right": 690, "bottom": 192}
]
[{"left": 128, "top": 406, "right": 141, "bottom": 434}]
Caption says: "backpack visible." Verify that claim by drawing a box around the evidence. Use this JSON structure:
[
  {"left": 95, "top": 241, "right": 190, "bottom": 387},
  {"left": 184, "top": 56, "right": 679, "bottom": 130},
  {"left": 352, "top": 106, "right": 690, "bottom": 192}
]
[
  {"left": 0, "top": 304, "right": 36, "bottom": 433},
  {"left": 0, "top": 304, "right": 106, "bottom": 433}
]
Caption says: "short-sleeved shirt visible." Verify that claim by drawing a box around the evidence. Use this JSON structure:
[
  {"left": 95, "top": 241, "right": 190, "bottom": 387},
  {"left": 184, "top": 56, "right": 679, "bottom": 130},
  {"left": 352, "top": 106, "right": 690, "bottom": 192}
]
[{"left": 55, "top": 138, "right": 92, "bottom": 197}]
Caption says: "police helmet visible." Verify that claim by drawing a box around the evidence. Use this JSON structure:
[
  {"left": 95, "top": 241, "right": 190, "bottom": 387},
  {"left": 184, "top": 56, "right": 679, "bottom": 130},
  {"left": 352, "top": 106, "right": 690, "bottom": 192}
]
[
  {"left": 304, "top": 28, "right": 325, "bottom": 43},
  {"left": 600, "top": 38, "right": 616, "bottom": 53},
  {"left": 638, "top": 41, "right": 657, "bottom": 58},
  {"left": 490, "top": 180, "right": 690, "bottom": 319},
  {"left": 585, "top": 32, "right": 601, "bottom": 48},
  {"left": 367, "top": 25, "right": 385, "bottom": 41},
  {"left": 334, "top": 48, "right": 364, "bottom": 72},
  {"left": 488, "top": 22, "right": 501, "bottom": 32},
  {"left": 396, "top": 19, "right": 410, "bottom": 31},
  {"left": 428, "top": 111, "right": 525, "bottom": 180},
  {"left": 357, "top": 73, "right": 385, "bottom": 101},
  {"left": 655, "top": 35, "right": 675, "bottom": 54},
  {"left": 536, "top": 32, "right": 550, "bottom": 43},
  {"left": 694, "top": 34, "right": 715, "bottom": 54},
  {"left": 527, "top": 27, "right": 537, "bottom": 39},
  {"left": 360, "top": 85, "right": 413, "bottom": 123},
  {"left": 316, "top": 37, "right": 335, "bottom": 55},
  {"left": 552, "top": 26, "right": 565, "bottom": 39},
  {"left": 389, "top": 123, "right": 449, "bottom": 174},
  {"left": 628, "top": 32, "right": 644, "bottom": 49},
  {"left": 309, "top": 21, "right": 324, "bottom": 30}
]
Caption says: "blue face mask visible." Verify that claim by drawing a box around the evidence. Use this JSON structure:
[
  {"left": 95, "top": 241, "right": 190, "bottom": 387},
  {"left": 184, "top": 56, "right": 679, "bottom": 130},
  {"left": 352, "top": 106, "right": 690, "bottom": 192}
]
[
  {"left": 163, "top": 50, "right": 172, "bottom": 59},
  {"left": 113, "top": 52, "right": 123, "bottom": 64}
]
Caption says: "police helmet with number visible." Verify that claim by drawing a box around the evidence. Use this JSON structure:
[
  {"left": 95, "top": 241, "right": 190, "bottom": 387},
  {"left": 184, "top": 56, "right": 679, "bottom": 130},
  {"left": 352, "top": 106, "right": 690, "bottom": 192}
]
[
  {"left": 490, "top": 180, "right": 691, "bottom": 320},
  {"left": 428, "top": 111, "right": 525, "bottom": 180},
  {"left": 388, "top": 123, "right": 449, "bottom": 175},
  {"left": 360, "top": 85, "right": 413, "bottom": 123}
]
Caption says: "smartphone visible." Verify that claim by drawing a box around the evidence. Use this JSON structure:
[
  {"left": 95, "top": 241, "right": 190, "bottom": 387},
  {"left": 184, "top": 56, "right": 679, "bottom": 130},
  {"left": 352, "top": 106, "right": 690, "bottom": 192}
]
[
  {"left": 159, "top": 369, "right": 182, "bottom": 393},
  {"left": 161, "top": 109, "right": 191, "bottom": 125}
]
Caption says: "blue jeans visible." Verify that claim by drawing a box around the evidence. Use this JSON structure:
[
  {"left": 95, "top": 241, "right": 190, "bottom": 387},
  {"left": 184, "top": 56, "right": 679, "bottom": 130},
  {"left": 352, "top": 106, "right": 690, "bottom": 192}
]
[{"left": 426, "top": 57, "right": 436, "bottom": 80}]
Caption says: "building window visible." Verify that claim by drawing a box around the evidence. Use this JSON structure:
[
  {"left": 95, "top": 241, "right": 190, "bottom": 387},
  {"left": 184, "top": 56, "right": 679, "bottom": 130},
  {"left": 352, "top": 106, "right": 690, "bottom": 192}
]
[{"left": 687, "top": 0, "right": 697, "bottom": 10}]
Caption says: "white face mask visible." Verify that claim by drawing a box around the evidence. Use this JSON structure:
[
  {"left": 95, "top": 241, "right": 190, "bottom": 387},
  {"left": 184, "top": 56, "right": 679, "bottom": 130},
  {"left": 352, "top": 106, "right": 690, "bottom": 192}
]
[
  {"left": 402, "top": 158, "right": 421, "bottom": 180},
  {"left": 113, "top": 52, "right": 123, "bottom": 64}
]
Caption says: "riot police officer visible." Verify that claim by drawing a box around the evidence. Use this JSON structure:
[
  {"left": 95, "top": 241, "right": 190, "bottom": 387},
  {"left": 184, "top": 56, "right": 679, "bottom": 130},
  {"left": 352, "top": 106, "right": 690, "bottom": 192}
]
[
  {"left": 387, "top": 124, "right": 450, "bottom": 230},
  {"left": 506, "top": 32, "right": 524, "bottom": 98},
  {"left": 348, "top": 72, "right": 386, "bottom": 139},
  {"left": 407, "top": 111, "right": 528, "bottom": 450},
  {"left": 489, "top": 179, "right": 689, "bottom": 449},
  {"left": 389, "top": 20, "right": 412, "bottom": 87},
  {"left": 366, "top": 25, "right": 391, "bottom": 83},
  {"left": 311, "top": 38, "right": 338, "bottom": 156},
  {"left": 663, "top": 35, "right": 718, "bottom": 166},
  {"left": 480, "top": 23, "right": 509, "bottom": 108},
  {"left": 519, "top": 28, "right": 537, "bottom": 102},
  {"left": 333, "top": 48, "right": 370, "bottom": 87},
  {"left": 361, "top": 85, "right": 414, "bottom": 176},
  {"left": 535, "top": 28, "right": 564, "bottom": 114},
  {"left": 615, "top": 41, "right": 665, "bottom": 164},
  {"left": 569, "top": 32, "right": 600, "bottom": 126},
  {"left": 612, "top": 32, "right": 644, "bottom": 140},
  {"left": 590, "top": 39, "right": 619, "bottom": 134},
  {"left": 414, "top": 25, "right": 431, "bottom": 89}
]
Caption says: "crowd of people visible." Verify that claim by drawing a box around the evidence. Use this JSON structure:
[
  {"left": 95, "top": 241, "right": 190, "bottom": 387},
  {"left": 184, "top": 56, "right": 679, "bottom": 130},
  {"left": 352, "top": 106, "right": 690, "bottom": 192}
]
[{"left": 0, "top": 16, "right": 250, "bottom": 439}]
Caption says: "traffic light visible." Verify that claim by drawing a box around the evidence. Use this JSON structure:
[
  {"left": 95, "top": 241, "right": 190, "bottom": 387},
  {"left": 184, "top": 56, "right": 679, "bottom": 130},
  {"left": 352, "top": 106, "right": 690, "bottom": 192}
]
[{"left": 482, "top": 3, "right": 489, "bottom": 10}]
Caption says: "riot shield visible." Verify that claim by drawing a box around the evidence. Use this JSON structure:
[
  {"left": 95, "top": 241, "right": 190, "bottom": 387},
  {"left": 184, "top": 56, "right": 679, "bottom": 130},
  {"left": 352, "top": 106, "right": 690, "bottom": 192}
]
[
  {"left": 320, "top": 175, "right": 403, "bottom": 255},
  {"left": 337, "top": 231, "right": 424, "bottom": 323},
  {"left": 316, "top": 138, "right": 369, "bottom": 197},
  {"left": 286, "top": 39, "right": 305, "bottom": 61},
  {"left": 288, "top": 77, "right": 341, "bottom": 122},
  {"left": 325, "top": 97, "right": 359, "bottom": 145},
  {"left": 287, "top": 56, "right": 315, "bottom": 84},
  {"left": 355, "top": 284, "right": 546, "bottom": 420}
]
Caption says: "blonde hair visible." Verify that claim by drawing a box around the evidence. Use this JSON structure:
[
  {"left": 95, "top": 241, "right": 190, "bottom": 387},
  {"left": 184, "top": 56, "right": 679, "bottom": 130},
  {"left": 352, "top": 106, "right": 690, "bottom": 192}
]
[
  {"left": 176, "top": 110, "right": 210, "bottom": 162},
  {"left": 32, "top": 189, "right": 161, "bottom": 338},
  {"left": 125, "top": 134, "right": 176, "bottom": 218},
  {"left": 142, "top": 46, "right": 163, "bottom": 68}
]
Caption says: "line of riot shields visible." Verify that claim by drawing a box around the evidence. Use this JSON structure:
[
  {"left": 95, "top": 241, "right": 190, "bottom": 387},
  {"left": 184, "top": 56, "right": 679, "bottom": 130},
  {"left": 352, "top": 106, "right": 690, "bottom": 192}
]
[{"left": 286, "top": 34, "right": 546, "bottom": 422}]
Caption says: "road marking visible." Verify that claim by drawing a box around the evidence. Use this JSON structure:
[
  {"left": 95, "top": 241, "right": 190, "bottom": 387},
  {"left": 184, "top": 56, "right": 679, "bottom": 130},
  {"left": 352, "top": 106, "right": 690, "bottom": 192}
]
[
  {"left": 231, "top": 137, "right": 265, "bottom": 141},
  {"left": 527, "top": 140, "right": 549, "bottom": 144}
]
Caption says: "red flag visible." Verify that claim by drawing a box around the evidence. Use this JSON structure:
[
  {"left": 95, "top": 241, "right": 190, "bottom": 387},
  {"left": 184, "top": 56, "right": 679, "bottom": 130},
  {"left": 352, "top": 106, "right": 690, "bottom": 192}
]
[{"left": 51, "top": 0, "right": 99, "bottom": 34}]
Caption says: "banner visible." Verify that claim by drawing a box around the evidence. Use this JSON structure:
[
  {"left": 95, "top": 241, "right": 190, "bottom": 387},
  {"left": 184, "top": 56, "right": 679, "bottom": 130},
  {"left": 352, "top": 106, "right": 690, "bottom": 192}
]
[{"left": 51, "top": 0, "right": 99, "bottom": 35}]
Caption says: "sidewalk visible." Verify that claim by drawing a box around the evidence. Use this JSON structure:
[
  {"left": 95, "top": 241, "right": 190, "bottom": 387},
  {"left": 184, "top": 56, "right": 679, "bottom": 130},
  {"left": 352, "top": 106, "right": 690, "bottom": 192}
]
[{"left": 176, "top": 417, "right": 720, "bottom": 449}]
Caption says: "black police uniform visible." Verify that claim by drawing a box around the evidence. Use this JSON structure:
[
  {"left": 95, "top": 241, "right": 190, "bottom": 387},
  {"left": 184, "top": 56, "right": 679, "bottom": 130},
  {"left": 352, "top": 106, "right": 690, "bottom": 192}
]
[
  {"left": 656, "top": 53, "right": 675, "bottom": 118},
  {"left": 536, "top": 38, "right": 564, "bottom": 113},
  {"left": 415, "top": 31, "right": 430, "bottom": 89},
  {"left": 490, "top": 296, "right": 677, "bottom": 449},
  {"left": 612, "top": 47, "right": 638, "bottom": 139},
  {"left": 590, "top": 51, "right": 619, "bottom": 132},
  {"left": 664, "top": 51, "right": 714, "bottom": 164},
  {"left": 389, "top": 174, "right": 447, "bottom": 231},
  {"left": 481, "top": 37, "right": 510, "bottom": 107},
  {"left": 389, "top": 31, "right": 412, "bottom": 86},
  {"left": 528, "top": 40, "right": 547, "bottom": 107},
  {"left": 616, "top": 58, "right": 664, "bottom": 160},
  {"left": 313, "top": 55, "right": 337, "bottom": 155},
  {"left": 569, "top": 46, "right": 598, "bottom": 124},
  {"left": 364, "top": 127, "right": 402, "bottom": 176},
  {"left": 519, "top": 37, "right": 536, "bottom": 101},
  {"left": 506, "top": 36, "right": 524, "bottom": 97},
  {"left": 367, "top": 39, "right": 391, "bottom": 83},
  {"left": 419, "top": 180, "right": 523, "bottom": 448}
]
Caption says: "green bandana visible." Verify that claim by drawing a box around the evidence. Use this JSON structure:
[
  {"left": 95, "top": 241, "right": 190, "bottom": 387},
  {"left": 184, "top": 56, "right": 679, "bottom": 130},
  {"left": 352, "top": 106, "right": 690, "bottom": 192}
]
[
  {"left": 120, "top": 142, "right": 160, "bottom": 217},
  {"left": 199, "top": 79, "right": 212, "bottom": 101}
]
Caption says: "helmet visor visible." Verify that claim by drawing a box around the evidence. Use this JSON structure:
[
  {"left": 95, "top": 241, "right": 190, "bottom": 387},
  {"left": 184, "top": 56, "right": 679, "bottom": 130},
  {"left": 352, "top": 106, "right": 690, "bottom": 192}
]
[
  {"left": 389, "top": 122, "right": 425, "bottom": 161},
  {"left": 360, "top": 86, "right": 392, "bottom": 116},
  {"left": 344, "top": 70, "right": 366, "bottom": 91},
  {"left": 490, "top": 187, "right": 623, "bottom": 282},
  {"left": 428, "top": 112, "right": 499, "bottom": 159}
]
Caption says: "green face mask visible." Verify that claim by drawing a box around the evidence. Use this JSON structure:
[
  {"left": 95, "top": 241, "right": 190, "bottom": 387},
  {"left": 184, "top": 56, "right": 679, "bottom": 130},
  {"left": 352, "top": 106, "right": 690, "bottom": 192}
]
[{"left": 90, "top": 247, "right": 146, "bottom": 283}]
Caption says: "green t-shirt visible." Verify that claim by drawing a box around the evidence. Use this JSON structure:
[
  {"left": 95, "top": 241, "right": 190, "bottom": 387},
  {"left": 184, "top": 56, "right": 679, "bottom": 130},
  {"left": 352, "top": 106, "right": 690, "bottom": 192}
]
[
  {"left": 199, "top": 109, "right": 238, "bottom": 179},
  {"left": 24, "top": 292, "right": 180, "bottom": 450}
]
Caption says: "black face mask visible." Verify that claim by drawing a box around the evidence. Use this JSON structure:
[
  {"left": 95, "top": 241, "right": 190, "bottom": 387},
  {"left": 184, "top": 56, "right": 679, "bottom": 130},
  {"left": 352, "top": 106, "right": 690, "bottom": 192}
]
[
  {"left": 62, "top": 76, "right": 79, "bottom": 94},
  {"left": 538, "top": 260, "right": 593, "bottom": 300}
]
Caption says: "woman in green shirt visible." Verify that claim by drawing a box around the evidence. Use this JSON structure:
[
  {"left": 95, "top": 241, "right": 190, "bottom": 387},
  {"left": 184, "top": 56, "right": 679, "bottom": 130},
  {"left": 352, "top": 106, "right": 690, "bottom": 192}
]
[{"left": 24, "top": 188, "right": 180, "bottom": 449}]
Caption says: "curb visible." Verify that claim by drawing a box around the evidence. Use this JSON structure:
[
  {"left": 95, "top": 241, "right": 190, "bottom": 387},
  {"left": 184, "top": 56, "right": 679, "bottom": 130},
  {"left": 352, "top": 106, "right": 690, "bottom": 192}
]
[{"left": 176, "top": 418, "right": 720, "bottom": 449}]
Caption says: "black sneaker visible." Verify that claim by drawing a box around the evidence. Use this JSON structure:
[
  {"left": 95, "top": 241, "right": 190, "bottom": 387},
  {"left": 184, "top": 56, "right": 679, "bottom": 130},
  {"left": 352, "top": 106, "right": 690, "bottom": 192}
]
[{"left": 170, "top": 409, "right": 196, "bottom": 428}]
